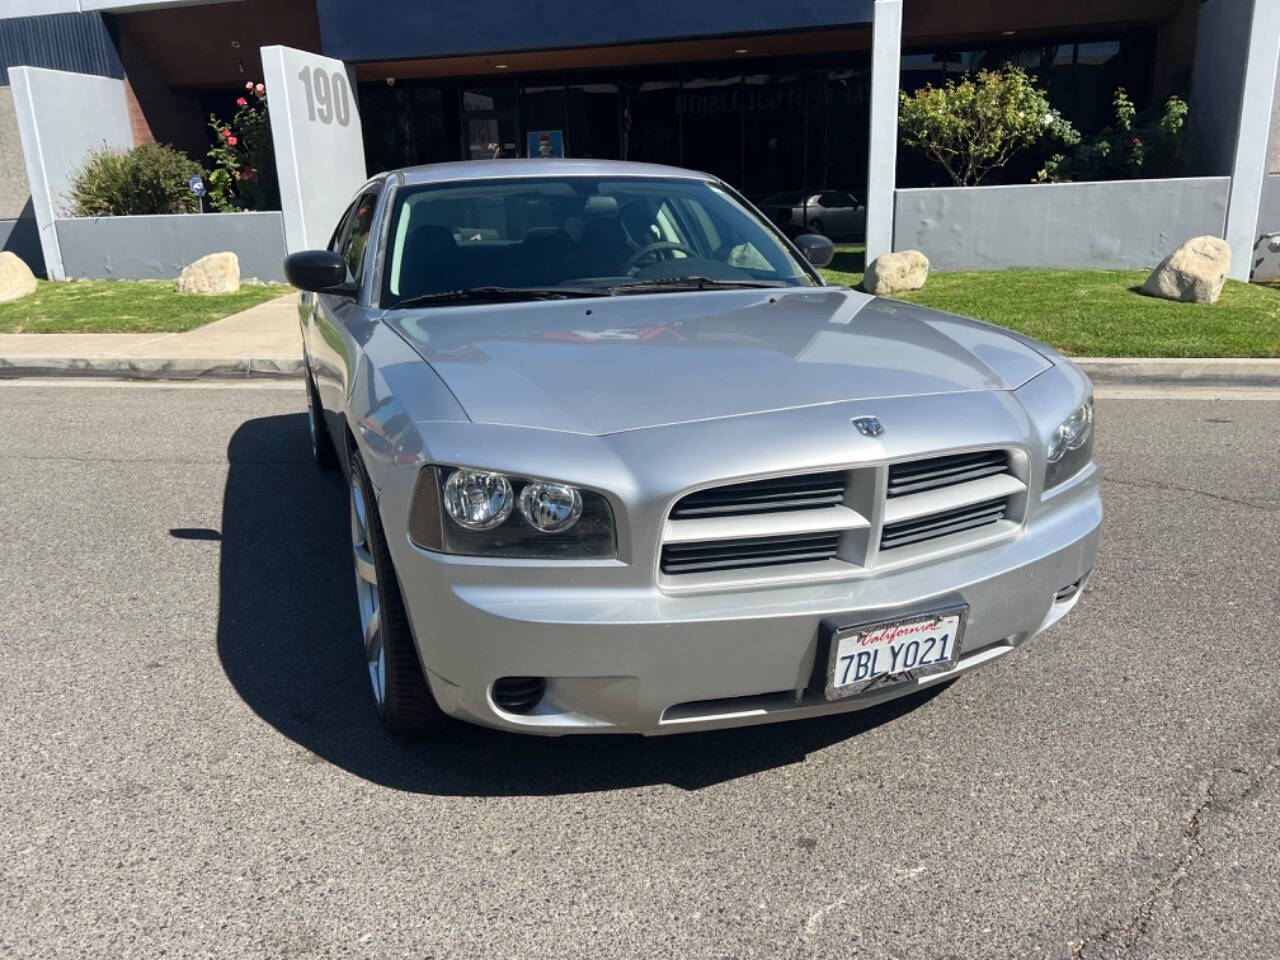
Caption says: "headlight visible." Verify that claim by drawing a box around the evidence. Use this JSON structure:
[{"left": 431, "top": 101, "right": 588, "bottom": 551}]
[
  {"left": 519, "top": 481, "right": 583, "bottom": 533},
  {"left": 442, "top": 469, "right": 514, "bottom": 530},
  {"left": 1045, "top": 397, "right": 1094, "bottom": 490},
  {"left": 410, "top": 466, "right": 616, "bottom": 559}
]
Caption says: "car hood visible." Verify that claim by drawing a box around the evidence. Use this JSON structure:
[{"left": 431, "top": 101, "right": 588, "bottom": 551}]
[{"left": 386, "top": 288, "right": 1052, "bottom": 436}]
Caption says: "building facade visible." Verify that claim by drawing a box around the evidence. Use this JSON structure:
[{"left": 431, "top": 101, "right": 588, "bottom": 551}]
[{"left": 1, "top": 0, "right": 1277, "bottom": 279}]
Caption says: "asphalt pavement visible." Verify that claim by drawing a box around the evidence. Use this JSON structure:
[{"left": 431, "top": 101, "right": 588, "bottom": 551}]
[{"left": 1, "top": 380, "right": 1277, "bottom": 960}]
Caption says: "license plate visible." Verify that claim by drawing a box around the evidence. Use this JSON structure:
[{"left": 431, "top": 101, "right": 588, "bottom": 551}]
[{"left": 824, "top": 609, "right": 964, "bottom": 699}]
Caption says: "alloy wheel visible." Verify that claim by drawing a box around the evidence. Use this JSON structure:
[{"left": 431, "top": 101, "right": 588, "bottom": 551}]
[{"left": 350, "top": 477, "right": 386, "bottom": 711}]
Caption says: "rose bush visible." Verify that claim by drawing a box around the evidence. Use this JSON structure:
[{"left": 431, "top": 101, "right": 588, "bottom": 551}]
[
  {"left": 206, "top": 82, "right": 280, "bottom": 211},
  {"left": 1038, "top": 88, "right": 1190, "bottom": 183}
]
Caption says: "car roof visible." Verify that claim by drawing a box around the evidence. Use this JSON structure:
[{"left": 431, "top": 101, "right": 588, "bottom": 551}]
[{"left": 394, "top": 158, "right": 717, "bottom": 186}]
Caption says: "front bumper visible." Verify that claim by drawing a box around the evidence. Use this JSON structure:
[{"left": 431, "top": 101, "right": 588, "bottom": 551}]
[{"left": 389, "top": 464, "right": 1101, "bottom": 736}]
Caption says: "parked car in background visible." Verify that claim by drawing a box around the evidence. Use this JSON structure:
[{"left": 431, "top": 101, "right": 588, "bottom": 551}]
[
  {"left": 285, "top": 159, "right": 1099, "bottom": 739},
  {"left": 757, "top": 189, "right": 866, "bottom": 241}
]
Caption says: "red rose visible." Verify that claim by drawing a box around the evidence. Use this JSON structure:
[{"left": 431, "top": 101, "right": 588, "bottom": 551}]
[
  {"left": 236, "top": 97, "right": 247, "bottom": 107},
  {"left": 254, "top": 83, "right": 265, "bottom": 95},
  {"left": 1132, "top": 137, "right": 1142, "bottom": 146},
  {"left": 226, "top": 135, "right": 238, "bottom": 147},
  {"left": 220, "top": 128, "right": 231, "bottom": 139}
]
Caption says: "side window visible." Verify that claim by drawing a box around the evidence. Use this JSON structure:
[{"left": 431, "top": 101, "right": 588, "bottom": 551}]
[
  {"left": 328, "top": 200, "right": 358, "bottom": 253},
  {"left": 340, "top": 192, "right": 379, "bottom": 283},
  {"left": 818, "top": 192, "right": 855, "bottom": 208}
]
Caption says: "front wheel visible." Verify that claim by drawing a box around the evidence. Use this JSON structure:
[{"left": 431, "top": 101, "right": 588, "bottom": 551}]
[
  {"left": 306, "top": 374, "right": 339, "bottom": 471},
  {"left": 348, "top": 447, "right": 449, "bottom": 736}
]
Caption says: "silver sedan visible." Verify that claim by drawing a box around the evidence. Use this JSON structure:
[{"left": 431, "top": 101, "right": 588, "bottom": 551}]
[{"left": 286, "top": 159, "right": 1100, "bottom": 737}]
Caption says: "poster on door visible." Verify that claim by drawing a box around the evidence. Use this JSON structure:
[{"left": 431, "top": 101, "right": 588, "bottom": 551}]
[{"left": 527, "top": 130, "right": 565, "bottom": 158}]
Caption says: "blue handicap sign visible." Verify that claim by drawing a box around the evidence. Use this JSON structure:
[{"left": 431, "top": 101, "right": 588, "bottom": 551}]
[{"left": 188, "top": 175, "right": 206, "bottom": 197}]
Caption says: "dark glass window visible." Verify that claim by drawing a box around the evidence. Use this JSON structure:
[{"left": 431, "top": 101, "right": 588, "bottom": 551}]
[
  {"left": 565, "top": 79, "right": 620, "bottom": 159},
  {"left": 741, "top": 70, "right": 805, "bottom": 197},
  {"left": 679, "top": 70, "right": 745, "bottom": 188},
  {"left": 622, "top": 75, "right": 681, "bottom": 166}
]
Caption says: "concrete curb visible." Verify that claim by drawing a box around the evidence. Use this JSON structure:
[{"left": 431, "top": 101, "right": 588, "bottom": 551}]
[
  {"left": 1074, "top": 357, "right": 1280, "bottom": 387},
  {"left": 0, "top": 356, "right": 305, "bottom": 380},
  {"left": 0, "top": 355, "right": 1276, "bottom": 385}
]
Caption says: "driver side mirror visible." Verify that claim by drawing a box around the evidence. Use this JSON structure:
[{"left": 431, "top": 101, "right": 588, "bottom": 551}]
[
  {"left": 793, "top": 232, "right": 835, "bottom": 268},
  {"left": 284, "top": 250, "right": 353, "bottom": 294}
]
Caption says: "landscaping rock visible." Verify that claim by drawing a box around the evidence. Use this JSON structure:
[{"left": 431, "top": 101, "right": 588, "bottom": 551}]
[
  {"left": 863, "top": 250, "right": 930, "bottom": 296},
  {"left": 1141, "top": 235, "right": 1230, "bottom": 305},
  {"left": 0, "top": 251, "right": 38, "bottom": 303},
  {"left": 176, "top": 252, "right": 240, "bottom": 295}
]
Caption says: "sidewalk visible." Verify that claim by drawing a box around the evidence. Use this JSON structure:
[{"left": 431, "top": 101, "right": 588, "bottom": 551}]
[
  {"left": 0, "top": 294, "right": 1277, "bottom": 385},
  {"left": 0, "top": 292, "right": 305, "bottom": 379}
]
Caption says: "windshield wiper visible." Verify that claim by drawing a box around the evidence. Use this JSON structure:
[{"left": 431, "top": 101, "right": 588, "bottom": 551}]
[
  {"left": 609, "top": 276, "right": 791, "bottom": 294},
  {"left": 393, "top": 286, "right": 609, "bottom": 309}
]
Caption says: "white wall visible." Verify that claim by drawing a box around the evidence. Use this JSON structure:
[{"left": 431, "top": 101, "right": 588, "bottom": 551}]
[
  {"left": 56, "top": 212, "right": 287, "bottom": 281},
  {"left": 894, "top": 178, "right": 1232, "bottom": 272},
  {"left": 1224, "top": 0, "right": 1280, "bottom": 281},
  {"left": 864, "top": 0, "right": 902, "bottom": 265},
  {"left": 261, "top": 45, "right": 367, "bottom": 253},
  {"left": 0, "top": 0, "right": 238, "bottom": 17},
  {"left": 9, "top": 66, "right": 132, "bottom": 280}
]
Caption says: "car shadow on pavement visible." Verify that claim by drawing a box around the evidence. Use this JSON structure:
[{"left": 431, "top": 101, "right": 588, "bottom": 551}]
[{"left": 218, "top": 413, "right": 948, "bottom": 796}]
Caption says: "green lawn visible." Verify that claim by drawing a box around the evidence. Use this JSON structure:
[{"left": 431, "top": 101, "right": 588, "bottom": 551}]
[
  {"left": 0, "top": 280, "right": 295, "bottom": 334},
  {"left": 818, "top": 245, "right": 1280, "bottom": 358}
]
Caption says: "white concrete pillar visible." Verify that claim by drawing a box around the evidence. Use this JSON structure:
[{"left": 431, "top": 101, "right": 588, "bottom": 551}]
[
  {"left": 9, "top": 66, "right": 132, "bottom": 280},
  {"left": 261, "top": 45, "right": 367, "bottom": 253},
  {"left": 864, "top": 0, "right": 903, "bottom": 267},
  {"left": 1224, "top": 0, "right": 1280, "bottom": 281}
]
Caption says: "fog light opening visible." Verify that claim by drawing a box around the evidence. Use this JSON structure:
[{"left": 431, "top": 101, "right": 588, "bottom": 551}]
[
  {"left": 1053, "top": 579, "right": 1083, "bottom": 604},
  {"left": 492, "top": 676, "right": 546, "bottom": 714}
]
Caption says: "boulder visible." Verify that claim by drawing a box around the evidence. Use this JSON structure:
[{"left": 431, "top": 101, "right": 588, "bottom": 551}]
[
  {"left": 0, "top": 251, "right": 38, "bottom": 303},
  {"left": 175, "top": 251, "right": 240, "bottom": 295},
  {"left": 863, "top": 250, "right": 930, "bottom": 296},
  {"left": 1141, "top": 236, "right": 1230, "bottom": 305}
]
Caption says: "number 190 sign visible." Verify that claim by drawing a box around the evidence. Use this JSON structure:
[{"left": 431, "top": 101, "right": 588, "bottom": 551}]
[{"left": 297, "top": 65, "right": 351, "bottom": 127}]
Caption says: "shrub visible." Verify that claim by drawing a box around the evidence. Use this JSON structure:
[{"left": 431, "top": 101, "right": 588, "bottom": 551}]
[
  {"left": 207, "top": 81, "right": 280, "bottom": 212},
  {"left": 1039, "top": 89, "right": 1189, "bottom": 183},
  {"left": 898, "top": 65, "right": 1076, "bottom": 186},
  {"left": 67, "top": 141, "right": 203, "bottom": 217}
]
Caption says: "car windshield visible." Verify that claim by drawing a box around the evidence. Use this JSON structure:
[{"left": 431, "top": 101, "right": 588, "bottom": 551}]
[{"left": 381, "top": 175, "right": 816, "bottom": 308}]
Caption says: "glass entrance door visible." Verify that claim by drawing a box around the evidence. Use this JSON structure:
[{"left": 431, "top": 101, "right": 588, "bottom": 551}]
[{"left": 462, "top": 86, "right": 519, "bottom": 159}]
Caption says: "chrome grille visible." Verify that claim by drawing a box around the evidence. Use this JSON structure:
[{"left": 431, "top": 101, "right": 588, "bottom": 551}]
[
  {"left": 879, "top": 451, "right": 1020, "bottom": 554},
  {"left": 887, "top": 449, "right": 1009, "bottom": 497},
  {"left": 661, "top": 532, "right": 841, "bottom": 575},
  {"left": 669, "top": 471, "right": 847, "bottom": 519},
  {"left": 880, "top": 496, "right": 1008, "bottom": 550},
  {"left": 659, "top": 450, "right": 1024, "bottom": 582}
]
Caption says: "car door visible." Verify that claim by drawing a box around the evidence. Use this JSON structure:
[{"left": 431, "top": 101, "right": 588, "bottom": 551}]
[
  {"left": 302, "top": 197, "right": 357, "bottom": 380},
  {"left": 311, "top": 187, "right": 382, "bottom": 444},
  {"left": 818, "top": 192, "right": 865, "bottom": 240}
]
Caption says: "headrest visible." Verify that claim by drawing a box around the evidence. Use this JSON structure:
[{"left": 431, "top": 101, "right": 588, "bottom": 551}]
[{"left": 583, "top": 195, "right": 619, "bottom": 218}]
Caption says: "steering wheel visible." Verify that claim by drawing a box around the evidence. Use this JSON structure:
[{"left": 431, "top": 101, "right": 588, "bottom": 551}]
[{"left": 623, "top": 241, "right": 696, "bottom": 274}]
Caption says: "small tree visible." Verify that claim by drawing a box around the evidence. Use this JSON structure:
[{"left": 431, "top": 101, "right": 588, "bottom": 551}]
[
  {"left": 898, "top": 66, "right": 1075, "bottom": 186},
  {"left": 67, "top": 141, "right": 203, "bottom": 217},
  {"left": 1039, "top": 88, "right": 1189, "bottom": 182},
  {"left": 207, "top": 81, "right": 280, "bottom": 211}
]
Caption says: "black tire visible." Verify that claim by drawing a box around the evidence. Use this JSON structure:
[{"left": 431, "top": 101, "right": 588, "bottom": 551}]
[
  {"left": 306, "top": 374, "right": 340, "bottom": 471},
  {"left": 348, "top": 446, "right": 449, "bottom": 736}
]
